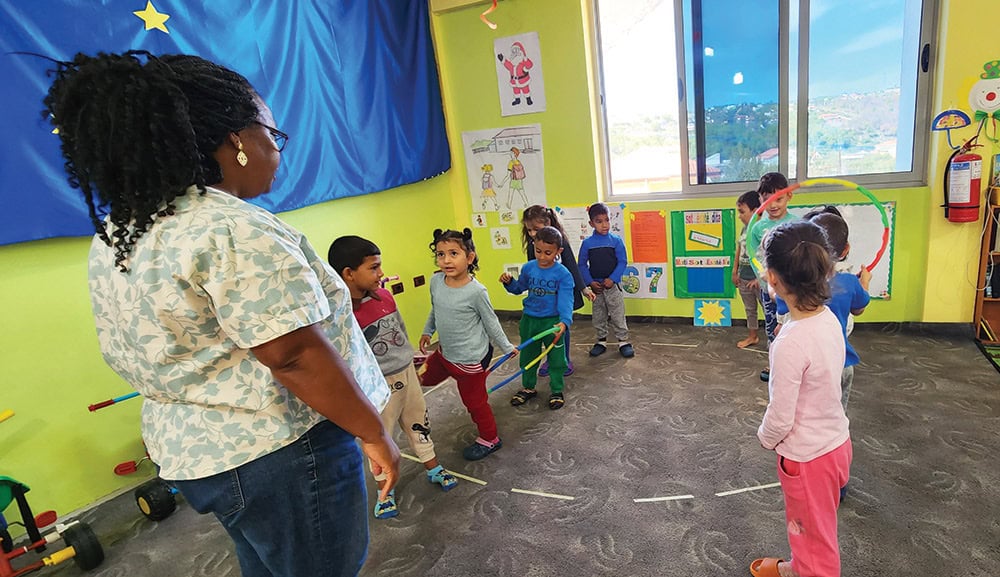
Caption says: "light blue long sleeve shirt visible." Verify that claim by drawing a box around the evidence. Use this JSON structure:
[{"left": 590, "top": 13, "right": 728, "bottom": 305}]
[{"left": 422, "top": 273, "right": 515, "bottom": 364}]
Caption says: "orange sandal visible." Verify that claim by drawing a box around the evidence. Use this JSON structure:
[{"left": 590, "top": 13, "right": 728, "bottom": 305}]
[{"left": 749, "top": 558, "right": 784, "bottom": 577}]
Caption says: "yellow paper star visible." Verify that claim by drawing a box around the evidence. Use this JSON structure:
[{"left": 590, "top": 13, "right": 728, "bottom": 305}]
[
  {"left": 698, "top": 300, "right": 727, "bottom": 326},
  {"left": 133, "top": 1, "right": 170, "bottom": 34}
]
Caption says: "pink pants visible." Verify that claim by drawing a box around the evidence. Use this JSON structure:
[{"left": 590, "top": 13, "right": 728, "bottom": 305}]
[
  {"left": 777, "top": 439, "right": 852, "bottom": 577},
  {"left": 419, "top": 350, "right": 498, "bottom": 441}
]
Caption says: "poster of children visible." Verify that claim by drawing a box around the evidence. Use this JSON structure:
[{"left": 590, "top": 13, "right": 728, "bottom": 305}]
[
  {"left": 462, "top": 125, "right": 547, "bottom": 214},
  {"left": 494, "top": 32, "right": 547, "bottom": 117}
]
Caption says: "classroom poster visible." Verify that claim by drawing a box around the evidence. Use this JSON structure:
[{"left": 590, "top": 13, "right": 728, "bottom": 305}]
[
  {"left": 694, "top": 299, "right": 732, "bottom": 326},
  {"left": 471, "top": 213, "right": 488, "bottom": 228},
  {"left": 671, "top": 209, "right": 736, "bottom": 298},
  {"left": 555, "top": 204, "right": 626, "bottom": 258},
  {"left": 622, "top": 263, "right": 668, "bottom": 299},
  {"left": 462, "top": 125, "right": 547, "bottom": 214},
  {"left": 629, "top": 210, "right": 668, "bottom": 262},
  {"left": 494, "top": 32, "right": 547, "bottom": 117}
]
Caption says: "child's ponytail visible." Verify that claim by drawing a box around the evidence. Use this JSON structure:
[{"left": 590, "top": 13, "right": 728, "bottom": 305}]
[{"left": 763, "top": 220, "right": 833, "bottom": 311}]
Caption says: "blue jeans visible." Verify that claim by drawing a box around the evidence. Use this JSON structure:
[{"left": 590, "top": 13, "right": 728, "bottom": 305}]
[{"left": 172, "top": 420, "right": 369, "bottom": 577}]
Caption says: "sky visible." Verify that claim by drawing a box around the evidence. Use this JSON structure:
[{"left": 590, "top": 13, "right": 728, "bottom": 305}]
[{"left": 599, "top": 0, "right": 915, "bottom": 119}]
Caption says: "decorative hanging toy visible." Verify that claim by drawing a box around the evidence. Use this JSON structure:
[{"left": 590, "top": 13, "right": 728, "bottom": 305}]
[{"left": 480, "top": 0, "right": 498, "bottom": 29}]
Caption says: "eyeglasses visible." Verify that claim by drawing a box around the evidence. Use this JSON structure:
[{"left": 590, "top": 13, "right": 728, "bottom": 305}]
[{"left": 253, "top": 121, "right": 289, "bottom": 152}]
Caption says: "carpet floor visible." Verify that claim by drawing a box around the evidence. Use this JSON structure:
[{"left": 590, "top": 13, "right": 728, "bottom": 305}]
[{"left": 28, "top": 320, "right": 1000, "bottom": 577}]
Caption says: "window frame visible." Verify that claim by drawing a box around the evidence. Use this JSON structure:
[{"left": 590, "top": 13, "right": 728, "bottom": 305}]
[{"left": 591, "top": 0, "right": 940, "bottom": 200}]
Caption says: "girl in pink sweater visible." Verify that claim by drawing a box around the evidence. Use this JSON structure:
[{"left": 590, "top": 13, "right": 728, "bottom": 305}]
[{"left": 752, "top": 220, "right": 852, "bottom": 577}]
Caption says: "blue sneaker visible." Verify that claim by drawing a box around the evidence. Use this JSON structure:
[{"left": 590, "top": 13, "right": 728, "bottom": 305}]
[
  {"left": 462, "top": 438, "right": 502, "bottom": 461},
  {"left": 538, "top": 362, "right": 549, "bottom": 377},
  {"left": 427, "top": 466, "right": 458, "bottom": 491},
  {"left": 564, "top": 361, "right": 575, "bottom": 377},
  {"left": 373, "top": 490, "right": 398, "bottom": 519}
]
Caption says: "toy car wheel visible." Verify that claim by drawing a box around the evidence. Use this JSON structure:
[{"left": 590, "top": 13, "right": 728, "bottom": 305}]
[
  {"left": 135, "top": 478, "right": 176, "bottom": 521},
  {"left": 0, "top": 526, "right": 12, "bottom": 554},
  {"left": 63, "top": 521, "right": 104, "bottom": 570}
]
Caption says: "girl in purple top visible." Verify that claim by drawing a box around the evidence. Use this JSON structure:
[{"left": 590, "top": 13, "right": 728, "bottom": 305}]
[{"left": 752, "top": 220, "right": 852, "bottom": 577}]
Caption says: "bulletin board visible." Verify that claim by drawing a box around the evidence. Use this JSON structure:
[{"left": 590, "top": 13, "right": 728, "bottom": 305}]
[
  {"left": 671, "top": 209, "right": 737, "bottom": 298},
  {"left": 788, "top": 201, "right": 895, "bottom": 299}
]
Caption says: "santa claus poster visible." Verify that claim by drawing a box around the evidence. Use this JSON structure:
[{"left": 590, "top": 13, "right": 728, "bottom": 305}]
[{"left": 495, "top": 32, "right": 547, "bottom": 117}]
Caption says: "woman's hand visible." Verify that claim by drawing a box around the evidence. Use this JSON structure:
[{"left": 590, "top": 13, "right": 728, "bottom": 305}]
[
  {"left": 418, "top": 334, "right": 431, "bottom": 354},
  {"left": 362, "top": 431, "right": 401, "bottom": 500}
]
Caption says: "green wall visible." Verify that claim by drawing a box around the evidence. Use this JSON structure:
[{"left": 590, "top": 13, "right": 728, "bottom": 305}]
[
  {"left": 0, "top": 0, "right": 971, "bottom": 519},
  {"left": 432, "top": 0, "right": 931, "bottom": 322}
]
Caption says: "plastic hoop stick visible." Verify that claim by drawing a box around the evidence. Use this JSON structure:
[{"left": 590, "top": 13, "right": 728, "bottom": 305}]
[
  {"left": 488, "top": 332, "right": 563, "bottom": 394},
  {"left": 746, "top": 178, "right": 889, "bottom": 274},
  {"left": 88, "top": 391, "right": 140, "bottom": 412},
  {"left": 485, "top": 325, "right": 561, "bottom": 374}
]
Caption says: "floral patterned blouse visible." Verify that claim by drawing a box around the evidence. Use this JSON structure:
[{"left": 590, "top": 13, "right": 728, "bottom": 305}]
[{"left": 88, "top": 186, "right": 388, "bottom": 480}]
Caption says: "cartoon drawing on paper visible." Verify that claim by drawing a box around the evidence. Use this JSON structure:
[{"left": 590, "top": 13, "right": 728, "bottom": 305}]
[
  {"left": 494, "top": 32, "right": 546, "bottom": 117},
  {"left": 461, "top": 124, "right": 547, "bottom": 213},
  {"left": 505, "top": 147, "right": 530, "bottom": 209},
  {"left": 498, "top": 41, "right": 534, "bottom": 107},
  {"left": 480, "top": 164, "right": 500, "bottom": 211}
]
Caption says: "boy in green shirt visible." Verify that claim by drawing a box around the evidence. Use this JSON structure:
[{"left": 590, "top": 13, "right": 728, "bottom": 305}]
[{"left": 747, "top": 172, "right": 796, "bottom": 382}]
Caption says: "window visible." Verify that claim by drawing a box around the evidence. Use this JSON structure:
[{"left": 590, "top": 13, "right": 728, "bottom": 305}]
[{"left": 592, "top": 0, "right": 937, "bottom": 197}]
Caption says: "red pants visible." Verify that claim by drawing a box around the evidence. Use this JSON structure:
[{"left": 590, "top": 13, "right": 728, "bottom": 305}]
[
  {"left": 778, "top": 439, "right": 853, "bottom": 577},
  {"left": 419, "top": 351, "right": 498, "bottom": 441}
]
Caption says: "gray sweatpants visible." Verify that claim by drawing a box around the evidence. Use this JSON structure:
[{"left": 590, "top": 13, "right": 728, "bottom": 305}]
[
  {"left": 593, "top": 284, "right": 629, "bottom": 342},
  {"left": 840, "top": 364, "right": 854, "bottom": 412}
]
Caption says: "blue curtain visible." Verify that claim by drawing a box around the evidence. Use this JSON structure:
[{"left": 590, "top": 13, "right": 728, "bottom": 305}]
[{"left": 0, "top": 0, "right": 450, "bottom": 245}]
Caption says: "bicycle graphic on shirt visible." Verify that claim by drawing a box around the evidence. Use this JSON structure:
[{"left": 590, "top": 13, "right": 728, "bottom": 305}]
[{"left": 363, "top": 317, "right": 407, "bottom": 357}]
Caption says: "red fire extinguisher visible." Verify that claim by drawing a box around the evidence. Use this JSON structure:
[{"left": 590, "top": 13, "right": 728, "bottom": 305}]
[{"left": 944, "top": 145, "right": 982, "bottom": 223}]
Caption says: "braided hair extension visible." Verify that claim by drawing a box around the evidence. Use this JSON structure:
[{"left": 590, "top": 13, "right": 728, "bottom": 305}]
[
  {"left": 429, "top": 228, "right": 480, "bottom": 275},
  {"left": 43, "top": 51, "right": 258, "bottom": 272}
]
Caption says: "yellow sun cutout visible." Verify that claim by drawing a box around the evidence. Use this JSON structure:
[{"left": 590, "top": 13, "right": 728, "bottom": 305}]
[{"left": 697, "top": 300, "right": 726, "bottom": 326}]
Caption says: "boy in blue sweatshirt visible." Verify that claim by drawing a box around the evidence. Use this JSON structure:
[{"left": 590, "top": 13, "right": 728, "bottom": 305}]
[
  {"left": 501, "top": 226, "right": 575, "bottom": 410},
  {"left": 578, "top": 203, "right": 634, "bottom": 358}
]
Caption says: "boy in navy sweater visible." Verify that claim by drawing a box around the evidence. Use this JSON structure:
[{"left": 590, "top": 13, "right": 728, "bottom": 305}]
[
  {"left": 578, "top": 203, "right": 634, "bottom": 358},
  {"left": 501, "top": 226, "right": 575, "bottom": 410}
]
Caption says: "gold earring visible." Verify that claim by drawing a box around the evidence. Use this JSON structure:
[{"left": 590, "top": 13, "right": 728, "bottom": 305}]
[{"left": 236, "top": 142, "right": 248, "bottom": 167}]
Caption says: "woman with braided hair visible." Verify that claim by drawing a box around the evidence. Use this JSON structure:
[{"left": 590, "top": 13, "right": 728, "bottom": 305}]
[{"left": 44, "top": 51, "right": 398, "bottom": 577}]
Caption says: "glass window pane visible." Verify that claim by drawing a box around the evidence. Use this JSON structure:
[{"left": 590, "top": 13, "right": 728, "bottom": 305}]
[
  {"left": 684, "top": 0, "right": 780, "bottom": 184},
  {"left": 806, "top": 0, "right": 921, "bottom": 177},
  {"left": 596, "top": 0, "right": 682, "bottom": 195}
]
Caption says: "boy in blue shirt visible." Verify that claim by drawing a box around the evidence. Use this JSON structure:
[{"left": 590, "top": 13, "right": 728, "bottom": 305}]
[
  {"left": 501, "top": 226, "right": 575, "bottom": 410},
  {"left": 578, "top": 203, "right": 634, "bottom": 358}
]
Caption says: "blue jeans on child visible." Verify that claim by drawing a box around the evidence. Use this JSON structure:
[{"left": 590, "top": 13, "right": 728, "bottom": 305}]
[{"left": 172, "top": 419, "right": 369, "bottom": 577}]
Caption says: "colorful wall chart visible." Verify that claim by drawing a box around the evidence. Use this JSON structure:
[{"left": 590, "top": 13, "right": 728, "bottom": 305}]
[
  {"left": 622, "top": 263, "right": 668, "bottom": 299},
  {"left": 671, "top": 209, "right": 736, "bottom": 298}
]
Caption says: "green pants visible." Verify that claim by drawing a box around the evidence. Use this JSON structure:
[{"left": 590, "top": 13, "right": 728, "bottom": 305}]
[{"left": 519, "top": 315, "right": 568, "bottom": 393}]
